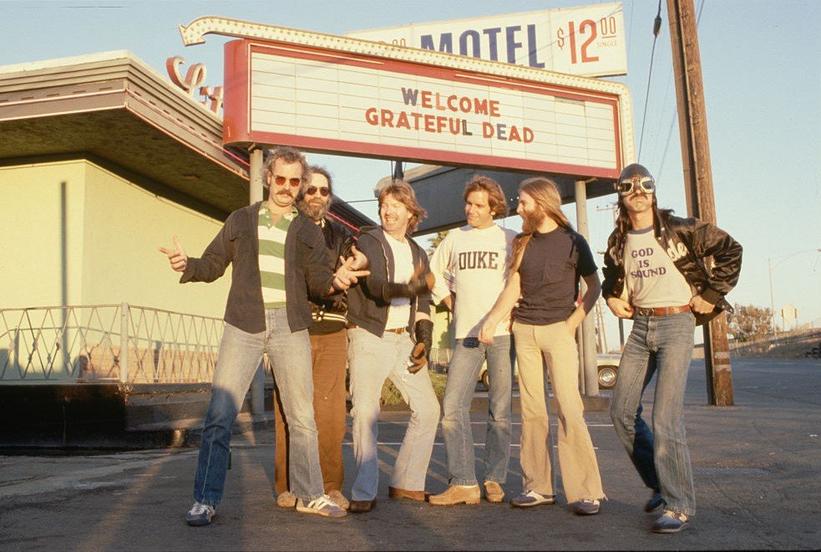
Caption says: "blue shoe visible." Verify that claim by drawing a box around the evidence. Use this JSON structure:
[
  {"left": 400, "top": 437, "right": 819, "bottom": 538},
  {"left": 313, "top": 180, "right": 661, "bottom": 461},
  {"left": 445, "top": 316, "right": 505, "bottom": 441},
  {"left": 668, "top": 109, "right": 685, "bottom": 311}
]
[
  {"left": 572, "top": 498, "right": 601, "bottom": 515},
  {"left": 186, "top": 501, "right": 215, "bottom": 526},
  {"left": 652, "top": 510, "right": 690, "bottom": 533},
  {"left": 645, "top": 491, "right": 665, "bottom": 513}
]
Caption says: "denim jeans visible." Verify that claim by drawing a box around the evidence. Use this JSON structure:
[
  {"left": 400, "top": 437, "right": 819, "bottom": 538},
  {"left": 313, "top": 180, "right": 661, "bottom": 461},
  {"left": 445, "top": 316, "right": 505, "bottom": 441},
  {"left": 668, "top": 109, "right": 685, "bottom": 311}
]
[
  {"left": 441, "top": 335, "right": 513, "bottom": 486},
  {"left": 610, "top": 311, "right": 697, "bottom": 516},
  {"left": 348, "top": 327, "right": 441, "bottom": 501},
  {"left": 193, "top": 309, "right": 324, "bottom": 507}
]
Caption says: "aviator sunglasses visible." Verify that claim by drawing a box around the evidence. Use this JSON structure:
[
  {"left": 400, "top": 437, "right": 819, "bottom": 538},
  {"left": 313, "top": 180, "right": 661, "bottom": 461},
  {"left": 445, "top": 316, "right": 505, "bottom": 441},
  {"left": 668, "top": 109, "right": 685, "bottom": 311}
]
[
  {"left": 305, "top": 186, "right": 330, "bottom": 197},
  {"left": 273, "top": 175, "right": 302, "bottom": 187},
  {"left": 615, "top": 175, "right": 655, "bottom": 196}
]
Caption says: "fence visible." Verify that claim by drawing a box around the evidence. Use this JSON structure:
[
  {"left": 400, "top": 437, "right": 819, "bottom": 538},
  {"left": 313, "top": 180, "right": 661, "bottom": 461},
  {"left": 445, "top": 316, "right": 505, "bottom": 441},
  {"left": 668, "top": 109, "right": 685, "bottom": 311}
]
[{"left": 0, "top": 304, "right": 225, "bottom": 384}]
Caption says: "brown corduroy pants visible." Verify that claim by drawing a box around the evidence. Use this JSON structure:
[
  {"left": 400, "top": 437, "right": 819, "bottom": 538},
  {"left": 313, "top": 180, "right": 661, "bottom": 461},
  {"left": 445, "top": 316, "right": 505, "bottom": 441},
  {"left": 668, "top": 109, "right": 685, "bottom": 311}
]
[{"left": 274, "top": 328, "right": 348, "bottom": 495}]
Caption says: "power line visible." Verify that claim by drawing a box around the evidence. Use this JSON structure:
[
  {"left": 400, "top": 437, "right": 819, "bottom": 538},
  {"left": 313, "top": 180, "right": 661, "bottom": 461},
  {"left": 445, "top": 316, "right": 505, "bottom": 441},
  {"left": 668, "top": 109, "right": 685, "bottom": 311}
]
[{"left": 637, "top": 0, "right": 663, "bottom": 162}]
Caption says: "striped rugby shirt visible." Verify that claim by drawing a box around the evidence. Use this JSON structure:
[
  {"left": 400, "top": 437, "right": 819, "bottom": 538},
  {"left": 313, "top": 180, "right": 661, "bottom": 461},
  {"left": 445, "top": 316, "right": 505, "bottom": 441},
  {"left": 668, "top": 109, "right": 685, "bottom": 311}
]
[{"left": 258, "top": 204, "right": 296, "bottom": 309}]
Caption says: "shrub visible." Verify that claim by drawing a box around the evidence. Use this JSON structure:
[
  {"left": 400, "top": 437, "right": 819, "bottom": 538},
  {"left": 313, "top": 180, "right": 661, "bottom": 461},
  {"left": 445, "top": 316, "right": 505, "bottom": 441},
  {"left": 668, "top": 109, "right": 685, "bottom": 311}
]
[{"left": 380, "top": 371, "right": 447, "bottom": 406}]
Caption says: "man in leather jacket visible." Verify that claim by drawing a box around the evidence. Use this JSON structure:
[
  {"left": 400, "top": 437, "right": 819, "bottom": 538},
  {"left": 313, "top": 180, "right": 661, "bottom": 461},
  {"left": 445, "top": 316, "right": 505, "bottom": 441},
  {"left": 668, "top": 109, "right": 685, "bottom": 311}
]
[{"left": 603, "top": 163, "right": 742, "bottom": 534}]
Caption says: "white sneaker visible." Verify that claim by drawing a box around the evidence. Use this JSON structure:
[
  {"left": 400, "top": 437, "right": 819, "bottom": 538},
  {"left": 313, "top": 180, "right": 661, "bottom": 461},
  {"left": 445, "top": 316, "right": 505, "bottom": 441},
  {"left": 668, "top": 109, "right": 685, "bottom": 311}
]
[
  {"left": 296, "top": 494, "right": 348, "bottom": 518},
  {"left": 276, "top": 491, "right": 297, "bottom": 508},
  {"left": 327, "top": 490, "right": 350, "bottom": 510},
  {"left": 186, "top": 501, "right": 215, "bottom": 526}
]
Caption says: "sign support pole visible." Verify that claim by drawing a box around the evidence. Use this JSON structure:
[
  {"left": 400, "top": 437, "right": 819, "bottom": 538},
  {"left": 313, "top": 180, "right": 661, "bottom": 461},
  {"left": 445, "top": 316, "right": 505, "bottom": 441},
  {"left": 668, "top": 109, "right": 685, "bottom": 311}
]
[{"left": 249, "top": 146, "right": 266, "bottom": 416}]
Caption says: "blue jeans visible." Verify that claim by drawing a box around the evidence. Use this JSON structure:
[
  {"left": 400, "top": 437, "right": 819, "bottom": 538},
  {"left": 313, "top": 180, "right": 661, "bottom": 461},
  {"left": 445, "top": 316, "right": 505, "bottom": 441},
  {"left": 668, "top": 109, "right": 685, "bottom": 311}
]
[
  {"left": 348, "top": 327, "right": 441, "bottom": 501},
  {"left": 193, "top": 309, "right": 324, "bottom": 507},
  {"left": 441, "top": 336, "right": 514, "bottom": 486},
  {"left": 610, "top": 311, "right": 697, "bottom": 516}
]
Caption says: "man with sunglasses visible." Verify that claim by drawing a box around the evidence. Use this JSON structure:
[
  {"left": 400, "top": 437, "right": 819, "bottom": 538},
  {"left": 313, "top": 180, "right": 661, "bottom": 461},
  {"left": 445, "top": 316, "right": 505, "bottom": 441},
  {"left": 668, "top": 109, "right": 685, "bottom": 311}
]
[
  {"left": 160, "top": 147, "right": 368, "bottom": 525},
  {"left": 273, "top": 165, "right": 360, "bottom": 511},
  {"left": 603, "top": 163, "right": 742, "bottom": 534}
]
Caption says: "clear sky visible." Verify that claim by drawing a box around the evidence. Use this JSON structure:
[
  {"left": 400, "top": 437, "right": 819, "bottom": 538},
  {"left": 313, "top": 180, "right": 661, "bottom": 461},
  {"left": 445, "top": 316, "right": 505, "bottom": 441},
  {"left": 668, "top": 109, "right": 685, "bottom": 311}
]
[{"left": 2, "top": 0, "right": 819, "bottom": 344}]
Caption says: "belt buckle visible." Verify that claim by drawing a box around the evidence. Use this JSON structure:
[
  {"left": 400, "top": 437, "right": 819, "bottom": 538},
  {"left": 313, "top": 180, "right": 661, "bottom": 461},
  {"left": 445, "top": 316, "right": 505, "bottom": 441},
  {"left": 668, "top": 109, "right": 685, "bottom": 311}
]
[{"left": 636, "top": 307, "right": 653, "bottom": 317}]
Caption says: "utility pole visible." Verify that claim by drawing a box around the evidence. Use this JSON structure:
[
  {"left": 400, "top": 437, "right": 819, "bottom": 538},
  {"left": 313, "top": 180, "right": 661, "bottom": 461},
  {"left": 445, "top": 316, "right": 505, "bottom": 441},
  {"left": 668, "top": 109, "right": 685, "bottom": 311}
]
[{"left": 667, "top": 0, "right": 734, "bottom": 406}]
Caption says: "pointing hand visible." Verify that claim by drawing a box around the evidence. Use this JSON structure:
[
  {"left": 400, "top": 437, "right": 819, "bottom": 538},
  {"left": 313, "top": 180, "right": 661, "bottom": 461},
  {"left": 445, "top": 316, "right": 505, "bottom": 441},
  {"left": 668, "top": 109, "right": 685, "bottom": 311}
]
[{"left": 158, "top": 235, "right": 188, "bottom": 273}]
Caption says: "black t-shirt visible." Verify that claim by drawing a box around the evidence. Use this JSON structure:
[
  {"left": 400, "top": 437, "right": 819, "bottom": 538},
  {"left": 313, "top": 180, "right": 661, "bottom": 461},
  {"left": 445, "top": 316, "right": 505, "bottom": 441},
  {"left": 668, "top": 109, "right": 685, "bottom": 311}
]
[{"left": 514, "top": 227, "right": 597, "bottom": 325}]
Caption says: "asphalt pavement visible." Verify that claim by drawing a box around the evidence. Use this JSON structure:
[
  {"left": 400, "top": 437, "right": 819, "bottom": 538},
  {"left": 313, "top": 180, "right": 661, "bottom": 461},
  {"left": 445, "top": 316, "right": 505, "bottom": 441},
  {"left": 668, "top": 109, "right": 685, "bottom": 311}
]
[{"left": 1, "top": 357, "right": 820, "bottom": 551}]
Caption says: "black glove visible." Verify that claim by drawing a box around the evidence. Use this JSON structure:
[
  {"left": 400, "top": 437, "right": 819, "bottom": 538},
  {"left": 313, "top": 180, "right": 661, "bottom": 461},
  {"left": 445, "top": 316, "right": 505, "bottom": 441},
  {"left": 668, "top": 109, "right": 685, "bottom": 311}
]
[
  {"left": 408, "top": 319, "right": 434, "bottom": 374},
  {"left": 385, "top": 269, "right": 434, "bottom": 300}
]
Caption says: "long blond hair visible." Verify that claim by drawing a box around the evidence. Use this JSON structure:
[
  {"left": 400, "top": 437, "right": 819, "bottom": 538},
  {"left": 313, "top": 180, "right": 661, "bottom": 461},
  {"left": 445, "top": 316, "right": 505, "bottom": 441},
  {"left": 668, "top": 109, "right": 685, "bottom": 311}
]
[{"left": 508, "top": 177, "right": 574, "bottom": 276}]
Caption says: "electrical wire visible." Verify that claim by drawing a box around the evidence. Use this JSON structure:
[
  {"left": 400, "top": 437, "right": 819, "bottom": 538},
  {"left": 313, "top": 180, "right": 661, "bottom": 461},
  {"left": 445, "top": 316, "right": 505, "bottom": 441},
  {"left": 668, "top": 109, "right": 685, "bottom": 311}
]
[{"left": 637, "top": 0, "right": 663, "bottom": 162}]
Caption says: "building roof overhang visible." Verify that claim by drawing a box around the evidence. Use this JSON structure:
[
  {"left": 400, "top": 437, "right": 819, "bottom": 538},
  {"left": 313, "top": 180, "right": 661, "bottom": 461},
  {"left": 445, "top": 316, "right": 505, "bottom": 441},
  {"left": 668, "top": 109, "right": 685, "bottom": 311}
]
[{"left": 0, "top": 51, "right": 374, "bottom": 227}]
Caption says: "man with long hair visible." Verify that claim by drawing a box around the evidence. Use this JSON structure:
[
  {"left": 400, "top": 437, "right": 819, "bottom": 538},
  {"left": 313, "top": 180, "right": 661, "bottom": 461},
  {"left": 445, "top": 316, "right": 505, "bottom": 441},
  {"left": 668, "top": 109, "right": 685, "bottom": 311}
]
[
  {"left": 345, "top": 180, "right": 440, "bottom": 513},
  {"left": 603, "top": 163, "right": 742, "bottom": 533},
  {"left": 159, "top": 148, "right": 367, "bottom": 524},
  {"left": 428, "top": 176, "right": 517, "bottom": 506},
  {"left": 480, "top": 177, "right": 605, "bottom": 516}
]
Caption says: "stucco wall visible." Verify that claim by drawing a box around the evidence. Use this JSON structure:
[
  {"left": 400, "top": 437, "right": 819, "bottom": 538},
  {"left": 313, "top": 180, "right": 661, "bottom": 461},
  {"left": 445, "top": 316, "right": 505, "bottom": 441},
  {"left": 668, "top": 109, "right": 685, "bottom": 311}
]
[{"left": 0, "top": 159, "right": 231, "bottom": 318}]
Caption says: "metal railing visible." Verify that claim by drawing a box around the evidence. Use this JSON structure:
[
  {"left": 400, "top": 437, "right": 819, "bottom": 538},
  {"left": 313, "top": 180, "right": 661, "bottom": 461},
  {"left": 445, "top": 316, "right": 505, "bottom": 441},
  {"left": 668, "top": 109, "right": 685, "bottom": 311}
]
[{"left": 0, "top": 304, "right": 224, "bottom": 384}]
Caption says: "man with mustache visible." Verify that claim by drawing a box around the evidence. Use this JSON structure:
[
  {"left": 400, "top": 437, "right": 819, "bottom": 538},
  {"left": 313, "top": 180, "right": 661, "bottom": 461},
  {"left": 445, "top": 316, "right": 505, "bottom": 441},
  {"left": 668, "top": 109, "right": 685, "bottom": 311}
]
[
  {"left": 274, "top": 166, "right": 359, "bottom": 510},
  {"left": 160, "top": 147, "right": 367, "bottom": 525}
]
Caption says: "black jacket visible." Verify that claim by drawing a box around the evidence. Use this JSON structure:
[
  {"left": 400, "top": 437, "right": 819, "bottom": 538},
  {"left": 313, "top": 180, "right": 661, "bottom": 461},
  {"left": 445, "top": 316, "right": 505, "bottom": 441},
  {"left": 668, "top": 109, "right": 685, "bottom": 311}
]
[
  {"left": 308, "top": 217, "right": 356, "bottom": 334},
  {"left": 602, "top": 210, "right": 742, "bottom": 325},
  {"left": 180, "top": 201, "right": 335, "bottom": 333},
  {"left": 346, "top": 226, "right": 432, "bottom": 337}
]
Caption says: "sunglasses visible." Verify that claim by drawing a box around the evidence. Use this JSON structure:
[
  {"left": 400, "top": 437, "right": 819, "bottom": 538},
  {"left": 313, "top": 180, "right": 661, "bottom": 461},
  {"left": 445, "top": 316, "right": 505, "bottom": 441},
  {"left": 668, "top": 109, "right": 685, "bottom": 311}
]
[
  {"left": 273, "top": 175, "right": 302, "bottom": 187},
  {"left": 615, "top": 176, "right": 655, "bottom": 196},
  {"left": 305, "top": 186, "right": 330, "bottom": 197}
]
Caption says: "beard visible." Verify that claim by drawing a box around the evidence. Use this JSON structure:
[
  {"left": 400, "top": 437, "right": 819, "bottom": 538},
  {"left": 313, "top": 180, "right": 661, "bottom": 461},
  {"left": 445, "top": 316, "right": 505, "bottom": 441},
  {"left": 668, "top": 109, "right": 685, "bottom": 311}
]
[
  {"left": 520, "top": 208, "right": 546, "bottom": 233},
  {"left": 298, "top": 198, "right": 328, "bottom": 221}
]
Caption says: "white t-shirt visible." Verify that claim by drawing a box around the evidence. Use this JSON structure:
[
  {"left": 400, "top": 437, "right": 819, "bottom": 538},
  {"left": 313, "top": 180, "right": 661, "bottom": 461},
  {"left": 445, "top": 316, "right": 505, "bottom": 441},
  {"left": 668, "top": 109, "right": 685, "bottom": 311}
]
[
  {"left": 384, "top": 232, "right": 414, "bottom": 330},
  {"left": 624, "top": 227, "right": 693, "bottom": 308},
  {"left": 429, "top": 224, "right": 517, "bottom": 339}
]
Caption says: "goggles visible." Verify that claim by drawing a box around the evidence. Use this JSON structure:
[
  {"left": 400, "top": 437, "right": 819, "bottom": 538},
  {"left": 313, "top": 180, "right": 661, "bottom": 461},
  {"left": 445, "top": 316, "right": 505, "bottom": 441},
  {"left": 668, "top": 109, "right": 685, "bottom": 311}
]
[{"left": 615, "top": 175, "right": 655, "bottom": 196}]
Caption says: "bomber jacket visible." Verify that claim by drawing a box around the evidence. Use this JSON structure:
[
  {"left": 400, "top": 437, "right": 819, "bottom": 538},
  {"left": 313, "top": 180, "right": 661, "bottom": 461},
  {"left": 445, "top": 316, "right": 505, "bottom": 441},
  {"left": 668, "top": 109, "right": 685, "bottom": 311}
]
[
  {"left": 602, "top": 210, "right": 742, "bottom": 325},
  {"left": 180, "top": 201, "right": 336, "bottom": 334},
  {"left": 346, "top": 226, "right": 432, "bottom": 337}
]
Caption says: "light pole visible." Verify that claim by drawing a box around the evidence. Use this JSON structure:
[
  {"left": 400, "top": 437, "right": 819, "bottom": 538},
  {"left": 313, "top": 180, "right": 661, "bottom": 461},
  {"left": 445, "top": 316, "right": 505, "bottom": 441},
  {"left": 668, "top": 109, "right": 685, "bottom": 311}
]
[{"left": 767, "top": 249, "right": 820, "bottom": 336}]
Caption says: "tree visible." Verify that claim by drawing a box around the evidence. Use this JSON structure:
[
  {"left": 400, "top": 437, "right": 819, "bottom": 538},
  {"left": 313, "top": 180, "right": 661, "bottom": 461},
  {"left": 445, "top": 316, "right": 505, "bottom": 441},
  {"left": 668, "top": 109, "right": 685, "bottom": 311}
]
[
  {"left": 426, "top": 230, "right": 449, "bottom": 256},
  {"left": 727, "top": 303, "right": 773, "bottom": 342}
]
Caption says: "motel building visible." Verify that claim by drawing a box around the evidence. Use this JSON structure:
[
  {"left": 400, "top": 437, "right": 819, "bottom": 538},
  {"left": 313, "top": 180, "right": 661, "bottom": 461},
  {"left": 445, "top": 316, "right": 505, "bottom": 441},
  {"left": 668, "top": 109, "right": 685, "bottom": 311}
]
[{"left": 0, "top": 50, "right": 373, "bottom": 446}]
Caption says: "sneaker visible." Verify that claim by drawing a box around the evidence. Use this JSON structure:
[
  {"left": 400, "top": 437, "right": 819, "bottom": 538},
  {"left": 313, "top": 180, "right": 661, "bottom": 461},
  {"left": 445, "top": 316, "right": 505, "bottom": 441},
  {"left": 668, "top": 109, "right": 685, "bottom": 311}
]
[
  {"left": 645, "top": 491, "right": 665, "bottom": 513},
  {"left": 510, "top": 490, "right": 556, "bottom": 508},
  {"left": 483, "top": 481, "right": 505, "bottom": 504},
  {"left": 296, "top": 494, "right": 348, "bottom": 518},
  {"left": 328, "top": 490, "right": 350, "bottom": 510},
  {"left": 186, "top": 501, "right": 215, "bottom": 526},
  {"left": 652, "top": 510, "right": 690, "bottom": 533},
  {"left": 429, "top": 485, "right": 481, "bottom": 506},
  {"left": 572, "top": 498, "right": 601, "bottom": 516},
  {"left": 276, "top": 491, "right": 297, "bottom": 508}
]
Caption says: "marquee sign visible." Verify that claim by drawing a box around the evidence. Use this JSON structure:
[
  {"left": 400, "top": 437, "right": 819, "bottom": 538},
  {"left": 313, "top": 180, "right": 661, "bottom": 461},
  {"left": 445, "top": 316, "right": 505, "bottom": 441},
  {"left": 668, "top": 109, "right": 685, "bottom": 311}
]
[{"left": 180, "top": 17, "right": 633, "bottom": 178}]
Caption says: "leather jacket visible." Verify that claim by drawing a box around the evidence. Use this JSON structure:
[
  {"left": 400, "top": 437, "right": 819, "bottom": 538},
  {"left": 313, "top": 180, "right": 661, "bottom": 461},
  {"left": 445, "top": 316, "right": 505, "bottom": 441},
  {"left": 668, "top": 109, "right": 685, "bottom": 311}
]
[
  {"left": 309, "top": 217, "right": 356, "bottom": 334},
  {"left": 602, "top": 209, "right": 742, "bottom": 325}
]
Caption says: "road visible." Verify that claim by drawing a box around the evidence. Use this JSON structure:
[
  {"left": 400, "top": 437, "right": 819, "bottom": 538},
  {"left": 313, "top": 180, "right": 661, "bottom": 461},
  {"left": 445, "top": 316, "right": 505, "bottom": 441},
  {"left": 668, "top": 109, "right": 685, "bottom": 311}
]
[{"left": 1, "top": 357, "right": 820, "bottom": 550}]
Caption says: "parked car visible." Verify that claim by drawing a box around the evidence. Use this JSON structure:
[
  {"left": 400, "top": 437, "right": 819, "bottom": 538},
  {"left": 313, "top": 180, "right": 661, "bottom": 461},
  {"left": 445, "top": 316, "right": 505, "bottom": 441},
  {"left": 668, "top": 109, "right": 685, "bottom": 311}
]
[{"left": 478, "top": 353, "right": 621, "bottom": 390}]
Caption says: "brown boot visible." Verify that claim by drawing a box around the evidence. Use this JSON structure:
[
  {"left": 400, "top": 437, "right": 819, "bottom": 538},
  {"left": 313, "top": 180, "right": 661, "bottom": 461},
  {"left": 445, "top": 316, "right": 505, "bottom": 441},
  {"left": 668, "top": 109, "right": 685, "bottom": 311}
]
[
  {"left": 483, "top": 481, "right": 505, "bottom": 504},
  {"left": 388, "top": 486, "right": 428, "bottom": 502},
  {"left": 429, "top": 485, "right": 481, "bottom": 506}
]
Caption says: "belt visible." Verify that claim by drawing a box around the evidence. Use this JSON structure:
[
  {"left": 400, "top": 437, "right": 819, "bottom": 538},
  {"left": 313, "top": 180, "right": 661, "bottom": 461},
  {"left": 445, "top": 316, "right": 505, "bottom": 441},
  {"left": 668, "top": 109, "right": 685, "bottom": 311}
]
[
  {"left": 633, "top": 305, "right": 691, "bottom": 317},
  {"left": 346, "top": 322, "right": 407, "bottom": 335}
]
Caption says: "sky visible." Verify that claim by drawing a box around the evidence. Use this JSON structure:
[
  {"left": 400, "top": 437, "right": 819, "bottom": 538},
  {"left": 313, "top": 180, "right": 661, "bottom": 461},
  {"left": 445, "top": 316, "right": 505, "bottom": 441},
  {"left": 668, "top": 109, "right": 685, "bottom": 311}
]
[{"left": 2, "top": 0, "right": 819, "bottom": 347}]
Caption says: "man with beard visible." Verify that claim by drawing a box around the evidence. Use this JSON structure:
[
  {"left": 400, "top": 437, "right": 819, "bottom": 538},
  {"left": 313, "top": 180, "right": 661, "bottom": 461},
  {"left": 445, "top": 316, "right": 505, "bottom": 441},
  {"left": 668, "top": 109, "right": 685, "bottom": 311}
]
[
  {"left": 160, "top": 148, "right": 367, "bottom": 525},
  {"left": 604, "top": 164, "right": 742, "bottom": 533},
  {"left": 274, "top": 166, "right": 360, "bottom": 510},
  {"left": 480, "top": 177, "right": 605, "bottom": 516}
]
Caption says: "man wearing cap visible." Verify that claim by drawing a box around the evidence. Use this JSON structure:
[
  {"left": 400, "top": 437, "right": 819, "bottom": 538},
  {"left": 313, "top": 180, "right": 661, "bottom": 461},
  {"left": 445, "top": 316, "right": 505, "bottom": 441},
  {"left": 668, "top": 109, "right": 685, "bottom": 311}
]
[{"left": 603, "top": 163, "right": 742, "bottom": 533}]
